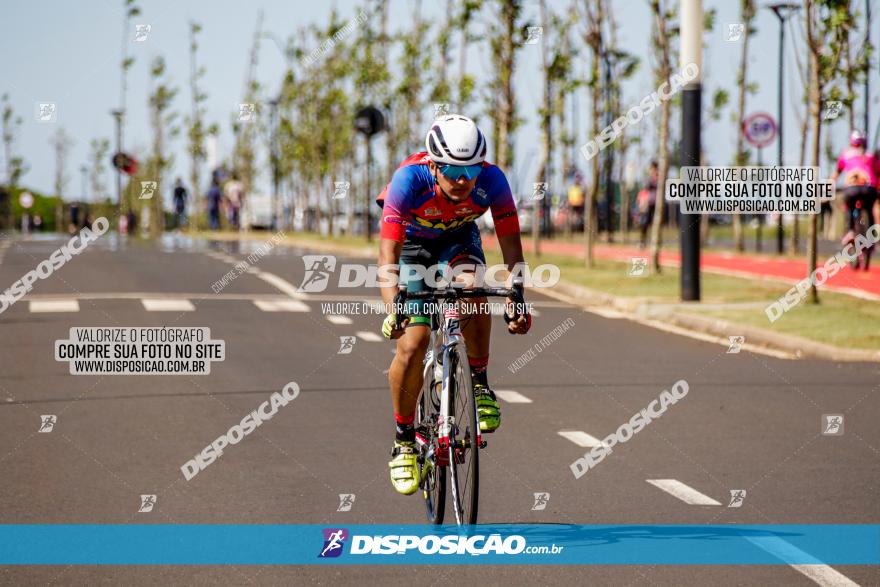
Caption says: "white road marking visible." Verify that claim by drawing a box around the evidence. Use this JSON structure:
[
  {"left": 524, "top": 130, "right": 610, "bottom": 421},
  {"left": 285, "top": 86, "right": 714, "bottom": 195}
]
[
  {"left": 256, "top": 271, "right": 307, "bottom": 300},
  {"left": 326, "top": 315, "right": 353, "bottom": 325},
  {"left": 645, "top": 479, "right": 722, "bottom": 505},
  {"left": 252, "top": 299, "right": 310, "bottom": 312},
  {"left": 141, "top": 299, "right": 195, "bottom": 312},
  {"left": 495, "top": 390, "right": 533, "bottom": 403},
  {"left": 356, "top": 331, "right": 383, "bottom": 342},
  {"left": 743, "top": 535, "right": 861, "bottom": 587},
  {"left": 557, "top": 430, "right": 606, "bottom": 448},
  {"left": 790, "top": 566, "right": 860, "bottom": 587},
  {"left": 29, "top": 300, "right": 80, "bottom": 313}
]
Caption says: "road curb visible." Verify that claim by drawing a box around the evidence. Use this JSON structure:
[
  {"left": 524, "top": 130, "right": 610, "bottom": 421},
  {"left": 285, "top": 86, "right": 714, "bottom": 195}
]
[{"left": 548, "top": 280, "right": 879, "bottom": 363}]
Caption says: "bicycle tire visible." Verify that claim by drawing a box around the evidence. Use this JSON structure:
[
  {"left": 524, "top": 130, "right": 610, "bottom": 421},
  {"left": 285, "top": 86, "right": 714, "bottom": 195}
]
[
  {"left": 417, "top": 358, "right": 445, "bottom": 525},
  {"left": 446, "top": 343, "right": 479, "bottom": 525}
]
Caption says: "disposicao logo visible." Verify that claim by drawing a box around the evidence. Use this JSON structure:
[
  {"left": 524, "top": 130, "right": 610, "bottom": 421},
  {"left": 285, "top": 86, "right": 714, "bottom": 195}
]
[{"left": 318, "top": 528, "right": 348, "bottom": 558}]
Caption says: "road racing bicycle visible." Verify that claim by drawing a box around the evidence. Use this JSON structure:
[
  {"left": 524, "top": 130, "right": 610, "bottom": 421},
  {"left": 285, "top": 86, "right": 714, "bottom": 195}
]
[{"left": 394, "top": 280, "right": 524, "bottom": 525}]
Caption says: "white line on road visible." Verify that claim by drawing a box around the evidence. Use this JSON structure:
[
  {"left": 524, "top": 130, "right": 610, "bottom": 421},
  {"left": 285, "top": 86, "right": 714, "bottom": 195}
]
[
  {"left": 252, "top": 299, "right": 310, "bottom": 312},
  {"left": 326, "top": 315, "right": 353, "bottom": 325},
  {"left": 141, "top": 299, "right": 196, "bottom": 312},
  {"left": 256, "top": 272, "right": 307, "bottom": 300},
  {"left": 356, "top": 331, "right": 383, "bottom": 342},
  {"left": 557, "top": 430, "right": 606, "bottom": 448},
  {"left": 495, "top": 390, "right": 533, "bottom": 403},
  {"left": 29, "top": 300, "right": 80, "bottom": 313},
  {"left": 790, "top": 566, "right": 860, "bottom": 587},
  {"left": 743, "top": 535, "right": 861, "bottom": 587},
  {"left": 645, "top": 479, "right": 722, "bottom": 505}
]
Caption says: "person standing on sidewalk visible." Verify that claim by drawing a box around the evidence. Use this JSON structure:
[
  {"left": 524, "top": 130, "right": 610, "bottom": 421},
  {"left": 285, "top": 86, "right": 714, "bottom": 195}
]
[
  {"left": 567, "top": 173, "right": 585, "bottom": 232},
  {"left": 173, "top": 178, "right": 189, "bottom": 229},
  {"left": 637, "top": 161, "right": 659, "bottom": 248},
  {"left": 207, "top": 177, "right": 222, "bottom": 230},
  {"left": 224, "top": 174, "right": 245, "bottom": 230}
]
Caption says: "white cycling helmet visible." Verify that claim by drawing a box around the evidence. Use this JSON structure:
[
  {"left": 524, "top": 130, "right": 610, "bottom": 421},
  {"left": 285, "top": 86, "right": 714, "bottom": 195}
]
[
  {"left": 850, "top": 129, "right": 866, "bottom": 148},
  {"left": 425, "top": 114, "right": 487, "bottom": 166}
]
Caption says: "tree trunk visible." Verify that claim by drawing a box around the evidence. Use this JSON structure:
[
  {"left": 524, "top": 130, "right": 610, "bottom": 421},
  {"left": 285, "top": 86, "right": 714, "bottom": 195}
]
[
  {"left": 732, "top": 0, "right": 754, "bottom": 252},
  {"left": 495, "top": 2, "right": 517, "bottom": 171},
  {"left": 806, "top": 0, "right": 820, "bottom": 304},
  {"left": 790, "top": 109, "right": 809, "bottom": 254},
  {"left": 648, "top": 0, "right": 670, "bottom": 273}
]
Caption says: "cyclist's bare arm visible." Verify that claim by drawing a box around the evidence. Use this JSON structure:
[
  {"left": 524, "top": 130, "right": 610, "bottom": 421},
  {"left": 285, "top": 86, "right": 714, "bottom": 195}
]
[
  {"left": 497, "top": 233, "right": 526, "bottom": 275},
  {"left": 497, "top": 233, "right": 530, "bottom": 334},
  {"left": 378, "top": 237, "right": 403, "bottom": 309}
]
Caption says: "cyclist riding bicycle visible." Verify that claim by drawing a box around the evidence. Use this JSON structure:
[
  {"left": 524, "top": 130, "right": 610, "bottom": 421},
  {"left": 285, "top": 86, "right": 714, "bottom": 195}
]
[
  {"left": 832, "top": 130, "right": 880, "bottom": 236},
  {"left": 376, "top": 114, "right": 532, "bottom": 495}
]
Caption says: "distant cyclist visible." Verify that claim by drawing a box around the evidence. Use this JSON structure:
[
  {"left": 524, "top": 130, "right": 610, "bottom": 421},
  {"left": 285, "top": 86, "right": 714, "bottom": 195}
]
[
  {"left": 832, "top": 130, "right": 880, "bottom": 235},
  {"left": 376, "top": 114, "right": 531, "bottom": 495}
]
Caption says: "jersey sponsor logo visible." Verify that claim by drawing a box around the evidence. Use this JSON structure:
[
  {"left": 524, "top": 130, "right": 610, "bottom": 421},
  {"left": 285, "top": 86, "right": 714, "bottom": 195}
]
[
  {"left": 423, "top": 207, "right": 442, "bottom": 217},
  {"left": 455, "top": 206, "right": 474, "bottom": 215},
  {"left": 413, "top": 213, "right": 481, "bottom": 231}
]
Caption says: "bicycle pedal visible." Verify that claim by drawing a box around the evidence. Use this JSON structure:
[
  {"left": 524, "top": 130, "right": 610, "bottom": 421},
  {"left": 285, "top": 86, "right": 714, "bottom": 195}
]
[{"left": 479, "top": 440, "right": 488, "bottom": 449}]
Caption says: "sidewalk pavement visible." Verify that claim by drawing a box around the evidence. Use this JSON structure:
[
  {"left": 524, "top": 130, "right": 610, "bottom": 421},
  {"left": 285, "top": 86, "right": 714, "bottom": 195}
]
[{"left": 488, "top": 236, "right": 880, "bottom": 301}]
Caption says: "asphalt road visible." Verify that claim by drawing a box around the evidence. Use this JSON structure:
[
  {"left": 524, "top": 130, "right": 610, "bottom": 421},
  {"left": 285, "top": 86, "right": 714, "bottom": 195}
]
[{"left": 0, "top": 232, "right": 877, "bottom": 586}]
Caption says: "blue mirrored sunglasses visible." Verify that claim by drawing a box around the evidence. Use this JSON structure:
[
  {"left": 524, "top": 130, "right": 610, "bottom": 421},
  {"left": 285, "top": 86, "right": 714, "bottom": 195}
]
[{"left": 439, "top": 163, "right": 483, "bottom": 180}]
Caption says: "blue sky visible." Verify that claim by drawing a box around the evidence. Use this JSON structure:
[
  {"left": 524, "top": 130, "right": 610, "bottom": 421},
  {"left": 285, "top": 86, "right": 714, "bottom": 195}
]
[{"left": 2, "top": 0, "right": 878, "bottom": 201}]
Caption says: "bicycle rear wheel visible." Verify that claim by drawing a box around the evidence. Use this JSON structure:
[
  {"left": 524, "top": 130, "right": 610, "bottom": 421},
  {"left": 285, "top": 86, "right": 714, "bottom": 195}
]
[
  {"left": 446, "top": 344, "right": 479, "bottom": 525},
  {"left": 417, "top": 358, "right": 445, "bottom": 524}
]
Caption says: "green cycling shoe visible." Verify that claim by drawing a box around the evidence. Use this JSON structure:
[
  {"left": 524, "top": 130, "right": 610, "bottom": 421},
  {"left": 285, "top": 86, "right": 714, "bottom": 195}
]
[
  {"left": 474, "top": 384, "right": 501, "bottom": 433},
  {"left": 389, "top": 440, "right": 420, "bottom": 495}
]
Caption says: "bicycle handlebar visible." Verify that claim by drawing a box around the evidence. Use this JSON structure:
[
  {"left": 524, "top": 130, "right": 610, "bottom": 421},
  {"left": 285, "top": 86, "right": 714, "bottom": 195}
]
[{"left": 392, "top": 279, "right": 526, "bottom": 331}]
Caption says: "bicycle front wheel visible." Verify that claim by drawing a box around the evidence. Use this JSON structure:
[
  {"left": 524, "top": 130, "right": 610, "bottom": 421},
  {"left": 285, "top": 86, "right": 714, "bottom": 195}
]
[
  {"left": 417, "top": 358, "right": 445, "bottom": 525},
  {"left": 446, "top": 343, "right": 479, "bottom": 525}
]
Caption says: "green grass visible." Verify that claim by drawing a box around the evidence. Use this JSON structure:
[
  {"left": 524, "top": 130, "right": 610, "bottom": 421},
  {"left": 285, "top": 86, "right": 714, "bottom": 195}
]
[{"left": 695, "top": 296, "right": 880, "bottom": 351}]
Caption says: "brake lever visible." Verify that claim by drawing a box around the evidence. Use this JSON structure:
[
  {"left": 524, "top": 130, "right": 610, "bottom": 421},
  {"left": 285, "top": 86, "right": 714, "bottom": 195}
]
[{"left": 393, "top": 287, "right": 407, "bottom": 330}]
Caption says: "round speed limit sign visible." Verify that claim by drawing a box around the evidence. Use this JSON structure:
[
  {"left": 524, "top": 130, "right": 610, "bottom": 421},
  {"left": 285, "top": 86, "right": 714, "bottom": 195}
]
[
  {"left": 18, "top": 191, "right": 34, "bottom": 209},
  {"left": 743, "top": 112, "right": 777, "bottom": 149}
]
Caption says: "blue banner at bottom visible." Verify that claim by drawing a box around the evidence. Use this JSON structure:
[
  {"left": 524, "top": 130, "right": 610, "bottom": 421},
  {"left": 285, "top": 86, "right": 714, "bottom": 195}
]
[{"left": 0, "top": 524, "right": 877, "bottom": 565}]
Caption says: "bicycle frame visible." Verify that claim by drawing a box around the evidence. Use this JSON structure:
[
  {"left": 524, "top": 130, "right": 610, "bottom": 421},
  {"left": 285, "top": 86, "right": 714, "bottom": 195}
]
[
  {"left": 422, "top": 308, "right": 485, "bottom": 467},
  {"left": 401, "top": 282, "right": 523, "bottom": 525}
]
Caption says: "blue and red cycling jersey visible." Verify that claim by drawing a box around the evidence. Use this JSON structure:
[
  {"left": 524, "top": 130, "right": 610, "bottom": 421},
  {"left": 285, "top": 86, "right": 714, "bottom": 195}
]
[{"left": 376, "top": 152, "right": 521, "bottom": 242}]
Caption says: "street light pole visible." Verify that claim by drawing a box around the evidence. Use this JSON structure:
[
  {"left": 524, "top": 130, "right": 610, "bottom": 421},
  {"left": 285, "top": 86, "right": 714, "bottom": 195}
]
[
  {"left": 865, "top": 0, "right": 871, "bottom": 144},
  {"left": 111, "top": 109, "right": 124, "bottom": 216},
  {"left": 268, "top": 98, "right": 280, "bottom": 231},
  {"left": 769, "top": 3, "right": 799, "bottom": 254},
  {"left": 80, "top": 165, "right": 88, "bottom": 203},
  {"left": 680, "top": 0, "right": 702, "bottom": 301}
]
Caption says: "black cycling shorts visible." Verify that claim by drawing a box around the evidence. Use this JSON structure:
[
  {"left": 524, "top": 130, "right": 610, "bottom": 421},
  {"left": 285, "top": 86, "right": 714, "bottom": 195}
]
[{"left": 399, "top": 223, "right": 486, "bottom": 326}]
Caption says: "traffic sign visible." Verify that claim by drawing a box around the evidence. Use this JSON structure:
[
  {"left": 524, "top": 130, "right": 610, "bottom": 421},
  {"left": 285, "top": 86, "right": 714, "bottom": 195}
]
[
  {"left": 18, "top": 191, "right": 33, "bottom": 209},
  {"left": 355, "top": 106, "right": 385, "bottom": 137},
  {"left": 743, "top": 112, "right": 777, "bottom": 149}
]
